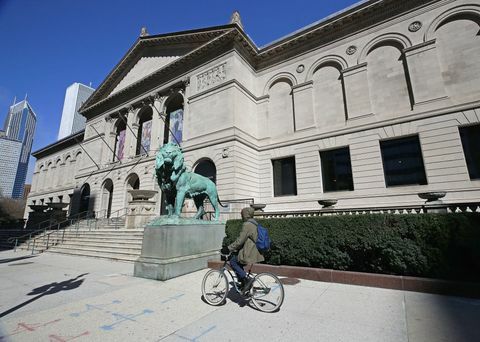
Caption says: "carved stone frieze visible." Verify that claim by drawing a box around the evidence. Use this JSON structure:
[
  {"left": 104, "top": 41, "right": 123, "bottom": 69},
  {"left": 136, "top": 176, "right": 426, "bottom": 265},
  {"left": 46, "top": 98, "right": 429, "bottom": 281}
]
[
  {"left": 346, "top": 45, "right": 357, "bottom": 55},
  {"left": 196, "top": 62, "right": 227, "bottom": 91},
  {"left": 408, "top": 21, "right": 422, "bottom": 32}
]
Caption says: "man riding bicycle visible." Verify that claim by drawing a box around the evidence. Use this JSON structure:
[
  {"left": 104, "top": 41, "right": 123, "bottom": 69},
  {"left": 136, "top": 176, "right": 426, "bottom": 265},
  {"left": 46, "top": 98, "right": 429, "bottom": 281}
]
[{"left": 221, "top": 207, "right": 264, "bottom": 294}]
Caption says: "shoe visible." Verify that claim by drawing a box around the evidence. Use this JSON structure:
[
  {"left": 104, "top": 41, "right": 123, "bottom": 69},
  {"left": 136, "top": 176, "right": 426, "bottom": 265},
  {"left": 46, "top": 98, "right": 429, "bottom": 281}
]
[{"left": 240, "top": 276, "right": 255, "bottom": 295}]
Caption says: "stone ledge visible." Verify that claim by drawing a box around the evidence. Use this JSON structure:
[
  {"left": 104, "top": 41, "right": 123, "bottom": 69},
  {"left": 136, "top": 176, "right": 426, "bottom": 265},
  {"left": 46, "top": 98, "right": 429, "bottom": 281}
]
[{"left": 207, "top": 260, "right": 480, "bottom": 299}]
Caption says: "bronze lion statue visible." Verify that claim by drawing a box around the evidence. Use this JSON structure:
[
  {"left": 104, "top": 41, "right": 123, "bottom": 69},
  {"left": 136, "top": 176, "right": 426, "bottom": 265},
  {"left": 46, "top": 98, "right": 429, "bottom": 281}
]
[{"left": 155, "top": 142, "right": 221, "bottom": 220}]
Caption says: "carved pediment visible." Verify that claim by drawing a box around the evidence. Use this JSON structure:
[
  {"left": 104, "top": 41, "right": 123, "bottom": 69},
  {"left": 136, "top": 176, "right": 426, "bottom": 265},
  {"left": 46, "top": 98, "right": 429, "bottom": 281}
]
[
  {"left": 82, "top": 27, "right": 234, "bottom": 113},
  {"left": 110, "top": 55, "right": 181, "bottom": 96}
]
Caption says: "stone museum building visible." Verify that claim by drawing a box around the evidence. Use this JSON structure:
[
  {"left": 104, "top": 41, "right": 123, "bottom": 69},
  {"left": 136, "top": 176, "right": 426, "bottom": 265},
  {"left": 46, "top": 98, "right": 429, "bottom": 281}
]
[{"left": 26, "top": 0, "right": 480, "bottom": 221}]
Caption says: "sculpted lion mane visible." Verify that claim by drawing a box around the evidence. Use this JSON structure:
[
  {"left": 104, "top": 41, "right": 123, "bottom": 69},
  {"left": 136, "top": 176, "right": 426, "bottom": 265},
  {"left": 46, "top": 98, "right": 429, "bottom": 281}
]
[{"left": 155, "top": 142, "right": 221, "bottom": 220}]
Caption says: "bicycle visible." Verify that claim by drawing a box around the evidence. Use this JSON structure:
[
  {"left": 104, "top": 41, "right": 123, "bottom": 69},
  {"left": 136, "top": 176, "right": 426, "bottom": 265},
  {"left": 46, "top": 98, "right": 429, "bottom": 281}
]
[{"left": 201, "top": 253, "right": 285, "bottom": 313}]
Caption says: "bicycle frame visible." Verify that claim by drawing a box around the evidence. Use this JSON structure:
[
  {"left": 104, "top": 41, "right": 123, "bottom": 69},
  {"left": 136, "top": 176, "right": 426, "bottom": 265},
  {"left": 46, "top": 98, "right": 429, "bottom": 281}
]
[{"left": 219, "top": 255, "right": 254, "bottom": 295}]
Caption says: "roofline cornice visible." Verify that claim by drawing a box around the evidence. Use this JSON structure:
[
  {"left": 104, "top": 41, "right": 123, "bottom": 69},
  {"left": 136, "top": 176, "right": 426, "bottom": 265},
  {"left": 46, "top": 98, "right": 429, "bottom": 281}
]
[
  {"left": 81, "top": 0, "right": 436, "bottom": 118},
  {"left": 32, "top": 131, "right": 85, "bottom": 159}
]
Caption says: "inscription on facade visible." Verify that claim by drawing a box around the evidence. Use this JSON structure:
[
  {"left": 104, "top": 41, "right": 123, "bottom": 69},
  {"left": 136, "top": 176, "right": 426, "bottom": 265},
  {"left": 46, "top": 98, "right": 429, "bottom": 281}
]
[{"left": 196, "top": 63, "right": 227, "bottom": 91}]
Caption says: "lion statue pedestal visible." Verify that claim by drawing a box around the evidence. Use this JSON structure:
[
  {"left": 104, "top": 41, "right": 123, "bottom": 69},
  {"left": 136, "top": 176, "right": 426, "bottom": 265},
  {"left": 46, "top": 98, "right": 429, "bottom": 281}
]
[
  {"left": 134, "top": 143, "right": 226, "bottom": 281},
  {"left": 133, "top": 218, "right": 225, "bottom": 281}
]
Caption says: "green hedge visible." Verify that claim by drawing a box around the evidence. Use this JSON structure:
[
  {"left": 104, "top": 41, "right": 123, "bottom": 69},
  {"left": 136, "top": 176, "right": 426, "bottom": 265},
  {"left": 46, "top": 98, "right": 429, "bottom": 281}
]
[{"left": 223, "top": 214, "right": 480, "bottom": 282}]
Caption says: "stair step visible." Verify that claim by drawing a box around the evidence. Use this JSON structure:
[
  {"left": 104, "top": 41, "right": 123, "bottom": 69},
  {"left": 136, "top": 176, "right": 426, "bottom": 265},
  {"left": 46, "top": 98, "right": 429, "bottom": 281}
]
[
  {"left": 59, "top": 241, "right": 142, "bottom": 250},
  {"left": 48, "top": 246, "right": 140, "bottom": 257},
  {"left": 47, "top": 250, "right": 137, "bottom": 262}
]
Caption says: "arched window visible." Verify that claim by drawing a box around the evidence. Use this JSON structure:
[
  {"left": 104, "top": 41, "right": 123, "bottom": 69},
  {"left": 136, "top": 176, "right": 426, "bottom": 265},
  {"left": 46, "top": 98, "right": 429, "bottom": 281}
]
[
  {"left": 36, "top": 165, "right": 44, "bottom": 191},
  {"left": 435, "top": 14, "right": 480, "bottom": 102},
  {"left": 46, "top": 162, "right": 53, "bottom": 189},
  {"left": 55, "top": 159, "right": 62, "bottom": 187},
  {"left": 101, "top": 179, "right": 114, "bottom": 218},
  {"left": 125, "top": 173, "right": 140, "bottom": 205},
  {"left": 267, "top": 79, "right": 295, "bottom": 137},
  {"left": 79, "top": 183, "right": 90, "bottom": 214},
  {"left": 164, "top": 93, "right": 184, "bottom": 145},
  {"left": 113, "top": 119, "right": 127, "bottom": 161},
  {"left": 194, "top": 159, "right": 216, "bottom": 184},
  {"left": 366, "top": 41, "right": 412, "bottom": 116},
  {"left": 136, "top": 107, "right": 153, "bottom": 155},
  {"left": 313, "top": 63, "right": 346, "bottom": 126},
  {"left": 64, "top": 156, "right": 71, "bottom": 185}
]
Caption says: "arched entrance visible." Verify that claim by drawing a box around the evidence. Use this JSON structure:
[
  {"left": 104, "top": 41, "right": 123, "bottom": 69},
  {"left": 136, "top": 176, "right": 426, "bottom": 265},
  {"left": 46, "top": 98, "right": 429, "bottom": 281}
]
[
  {"left": 164, "top": 93, "right": 184, "bottom": 145},
  {"left": 101, "top": 179, "right": 114, "bottom": 218},
  {"left": 125, "top": 173, "right": 140, "bottom": 205},
  {"left": 79, "top": 183, "right": 90, "bottom": 214},
  {"left": 194, "top": 159, "right": 217, "bottom": 184}
]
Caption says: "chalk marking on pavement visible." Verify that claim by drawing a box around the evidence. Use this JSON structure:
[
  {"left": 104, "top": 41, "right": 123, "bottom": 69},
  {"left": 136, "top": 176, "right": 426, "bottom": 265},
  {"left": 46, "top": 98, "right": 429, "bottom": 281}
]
[
  {"left": 70, "top": 300, "right": 121, "bottom": 317},
  {"left": 99, "top": 309, "right": 154, "bottom": 331},
  {"left": 161, "top": 293, "right": 185, "bottom": 304},
  {"left": 48, "top": 331, "right": 90, "bottom": 342},
  {"left": 0, "top": 319, "right": 61, "bottom": 339},
  {"left": 175, "top": 325, "right": 217, "bottom": 342}
]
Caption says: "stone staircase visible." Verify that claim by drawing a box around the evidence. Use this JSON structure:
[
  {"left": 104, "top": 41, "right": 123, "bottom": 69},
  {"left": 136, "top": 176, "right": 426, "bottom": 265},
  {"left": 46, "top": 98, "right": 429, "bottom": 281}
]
[{"left": 15, "top": 218, "right": 145, "bottom": 262}]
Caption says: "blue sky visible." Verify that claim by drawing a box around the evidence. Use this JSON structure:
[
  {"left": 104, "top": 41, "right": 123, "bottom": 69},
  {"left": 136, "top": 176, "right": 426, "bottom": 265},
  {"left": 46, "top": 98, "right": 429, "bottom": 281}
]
[{"left": 0, "top": 0, "right": 358, "bottom": 183}]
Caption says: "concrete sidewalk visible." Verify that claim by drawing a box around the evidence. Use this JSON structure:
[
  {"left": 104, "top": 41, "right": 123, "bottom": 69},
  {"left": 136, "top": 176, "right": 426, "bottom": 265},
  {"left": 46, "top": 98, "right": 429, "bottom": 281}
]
[{"left": 0, "top": 250, "right": 479, "bottom": 342}]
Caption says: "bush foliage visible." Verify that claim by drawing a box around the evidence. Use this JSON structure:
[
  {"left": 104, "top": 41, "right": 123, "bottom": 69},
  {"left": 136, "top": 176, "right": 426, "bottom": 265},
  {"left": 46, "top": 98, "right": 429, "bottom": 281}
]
[{"left": 224, "top": 214, "right": 480, "bottom": 282}]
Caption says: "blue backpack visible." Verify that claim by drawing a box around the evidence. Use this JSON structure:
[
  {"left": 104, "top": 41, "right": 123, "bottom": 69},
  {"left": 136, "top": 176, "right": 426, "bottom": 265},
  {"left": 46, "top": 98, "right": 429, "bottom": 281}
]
[{"left": 255, "top": 222, "right": 271, "bottom": 253}]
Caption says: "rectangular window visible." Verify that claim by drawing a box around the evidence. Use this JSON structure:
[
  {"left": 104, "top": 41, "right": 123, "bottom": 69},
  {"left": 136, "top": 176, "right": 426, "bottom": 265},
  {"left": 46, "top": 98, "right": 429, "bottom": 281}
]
[
  {"left": 272, "top": 157, "right": 297, "bottom": 197},
  {"left": 380, "top": 135, "right": 427, "bottom": 187},
  {"left": 459, "top": 124, "right": 480, "bottom": 179},
  {"left": 320, "top": 147, "right": 354, "bottom": 192}
]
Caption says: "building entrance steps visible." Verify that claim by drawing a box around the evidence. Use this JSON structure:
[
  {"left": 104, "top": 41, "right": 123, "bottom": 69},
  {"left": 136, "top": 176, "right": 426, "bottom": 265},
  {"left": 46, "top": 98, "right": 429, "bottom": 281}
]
[{"left": 13, "top": 218, "right": 147, "bottom": 262}]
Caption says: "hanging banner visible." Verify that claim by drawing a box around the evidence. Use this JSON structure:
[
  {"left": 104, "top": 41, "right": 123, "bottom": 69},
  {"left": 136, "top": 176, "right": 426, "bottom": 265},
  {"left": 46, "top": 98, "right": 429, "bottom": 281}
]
[
  {"left": 141, "top": 120, "right": 152, "bottom": 153},
  {"left": 117, "top": 129, "right": 126, "bottom": 161},
  {"left": 169, "top": 109, "right": 183, "bottom": 144}
]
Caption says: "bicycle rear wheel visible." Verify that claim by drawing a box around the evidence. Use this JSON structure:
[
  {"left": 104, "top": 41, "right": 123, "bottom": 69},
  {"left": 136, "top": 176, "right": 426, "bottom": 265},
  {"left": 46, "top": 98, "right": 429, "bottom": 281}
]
[
  {"left": 201, "top": 269, "right": 228, "bottom": 306},
  {"left": 249, "top": 272, "right": 284, "bottom": 313}
]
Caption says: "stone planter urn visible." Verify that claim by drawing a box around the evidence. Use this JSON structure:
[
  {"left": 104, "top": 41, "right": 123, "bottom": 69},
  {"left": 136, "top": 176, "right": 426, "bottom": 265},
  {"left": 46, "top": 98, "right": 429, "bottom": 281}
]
[
  {"left": 125, "top": 190, "right": 158, "bottom": 229},
  {"left": 47, "top": 202, "right": 69, "bottom": 210},
  {"left": 250, "top": 203, "right": 266, "bottom": 211},
  {"left": 318, "top": 199, "right": 338, "bottom": 208},
  {"left": 129, "top": 190, "right": 157, "bottom": 201},
  {"left": 29, "top": 205, "right": 49, "bottom": 213},
  {"left": 417, "top": 191, "right": 446, "bottom": 202},
  {"left": 418, "top": 191, "right": 447, "bottom": 213}
]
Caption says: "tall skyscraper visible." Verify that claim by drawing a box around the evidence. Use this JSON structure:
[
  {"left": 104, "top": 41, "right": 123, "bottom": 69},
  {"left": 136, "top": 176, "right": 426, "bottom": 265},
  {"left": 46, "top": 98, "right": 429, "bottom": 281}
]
[
  {"left": 57, "top": 83, "right": 95, "bottom": 140},
  {"left": 1, "top": 99, "right": 36, "bottom": 198}
]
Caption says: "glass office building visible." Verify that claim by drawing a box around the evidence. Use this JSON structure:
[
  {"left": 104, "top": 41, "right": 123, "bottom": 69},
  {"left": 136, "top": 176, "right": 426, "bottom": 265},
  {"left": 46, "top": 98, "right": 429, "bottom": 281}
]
[{"left": 2, "top": 99, "right": 36, "bottom": 198}]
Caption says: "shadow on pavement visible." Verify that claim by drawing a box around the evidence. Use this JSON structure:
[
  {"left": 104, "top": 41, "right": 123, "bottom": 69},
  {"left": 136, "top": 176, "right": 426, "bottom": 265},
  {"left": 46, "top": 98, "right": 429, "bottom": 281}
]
[
  {"left": 0, "top": 254, "right": 37, "bottom": 264},
  {"left": 0, "top": 273, "right": 88, "bottom": 318}
]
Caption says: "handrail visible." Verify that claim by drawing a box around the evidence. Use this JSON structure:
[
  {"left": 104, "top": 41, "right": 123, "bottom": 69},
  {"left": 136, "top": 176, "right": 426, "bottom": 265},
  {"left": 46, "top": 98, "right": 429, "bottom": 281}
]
[
  {"left": 27, "top": 206, "right": 129, "bottom": 254},
  {"left": 8, "top": 209, "right": 102, "bottom": 253}
]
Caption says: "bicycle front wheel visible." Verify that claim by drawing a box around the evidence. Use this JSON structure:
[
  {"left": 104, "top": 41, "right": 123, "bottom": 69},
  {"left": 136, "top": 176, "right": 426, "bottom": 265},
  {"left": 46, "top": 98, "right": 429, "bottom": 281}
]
[
  {"left": 250, "top": 272, "right": 284, "bottom": 313},
  {"left": 201, "top": 269, "right": 228, "bottom": 306}
]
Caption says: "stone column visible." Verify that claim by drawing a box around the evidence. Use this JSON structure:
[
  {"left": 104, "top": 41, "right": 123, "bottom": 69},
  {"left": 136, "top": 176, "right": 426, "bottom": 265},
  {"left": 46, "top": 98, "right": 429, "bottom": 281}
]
[
  {"left": 404, "top": 39, "right": 448, "bottom": 108},
  {"left": 342, "top": 63, "right": 373, "bottom": 120},
  {"left": 124, "top": 106, "right": 137, "bottom": 159},
  {"left": 103, "top": 116, "right": 117, "bottom": 164},
  {"left": 292, "top": 81, "right": 315, "bottom": 131},
  {"left": 180, "top": 79, "right": 189, "bottom": 144},
  {"left": 150, "top": 94, "right": 166, "bottom": 151},
  {"left": 257, "top": 96, "right": 269, "bottom": 138}
]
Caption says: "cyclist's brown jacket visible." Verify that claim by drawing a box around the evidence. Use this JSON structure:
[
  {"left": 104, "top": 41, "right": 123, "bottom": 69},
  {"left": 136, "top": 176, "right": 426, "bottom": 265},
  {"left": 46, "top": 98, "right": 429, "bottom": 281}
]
[{"left": 228, "top": 219, "right": 265, "bottom": 265}]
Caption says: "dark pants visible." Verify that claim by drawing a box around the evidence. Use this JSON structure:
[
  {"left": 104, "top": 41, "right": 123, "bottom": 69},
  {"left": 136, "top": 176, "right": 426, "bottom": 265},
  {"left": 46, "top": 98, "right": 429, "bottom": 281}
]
[{"left": 230, "top": 255, "right": 246, "bottom": 280}]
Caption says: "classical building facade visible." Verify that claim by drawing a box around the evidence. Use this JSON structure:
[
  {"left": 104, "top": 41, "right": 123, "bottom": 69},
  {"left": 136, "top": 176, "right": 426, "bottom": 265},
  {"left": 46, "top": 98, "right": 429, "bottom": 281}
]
[{"left": 26, "top": 0, "right": 480, "bottom": 220}]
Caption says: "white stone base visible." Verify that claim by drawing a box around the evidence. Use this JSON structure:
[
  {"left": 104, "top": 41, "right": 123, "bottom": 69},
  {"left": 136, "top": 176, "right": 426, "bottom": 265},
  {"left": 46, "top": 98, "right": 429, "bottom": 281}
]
[{"left": 133, "top": 223, "right": 225, "bottom": 281}]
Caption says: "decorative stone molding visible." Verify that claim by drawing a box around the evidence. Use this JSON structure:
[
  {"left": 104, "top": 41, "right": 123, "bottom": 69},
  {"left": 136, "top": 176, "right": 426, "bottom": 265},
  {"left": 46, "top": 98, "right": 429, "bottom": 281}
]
[
  {"left": 408, "top": 21, "right": 422, "bottom": 32},
  {"left": 222, "top": 147, "right": 229, "bottom": 158},
  {"left": 196, "top": 62, "right": 227, "bottom": 91},
  {"left": 346, "top": 45, "right": 357, "bottom": 55},
  {"left": 296, "top": 64, "right": 305, "bottom": 73}
]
